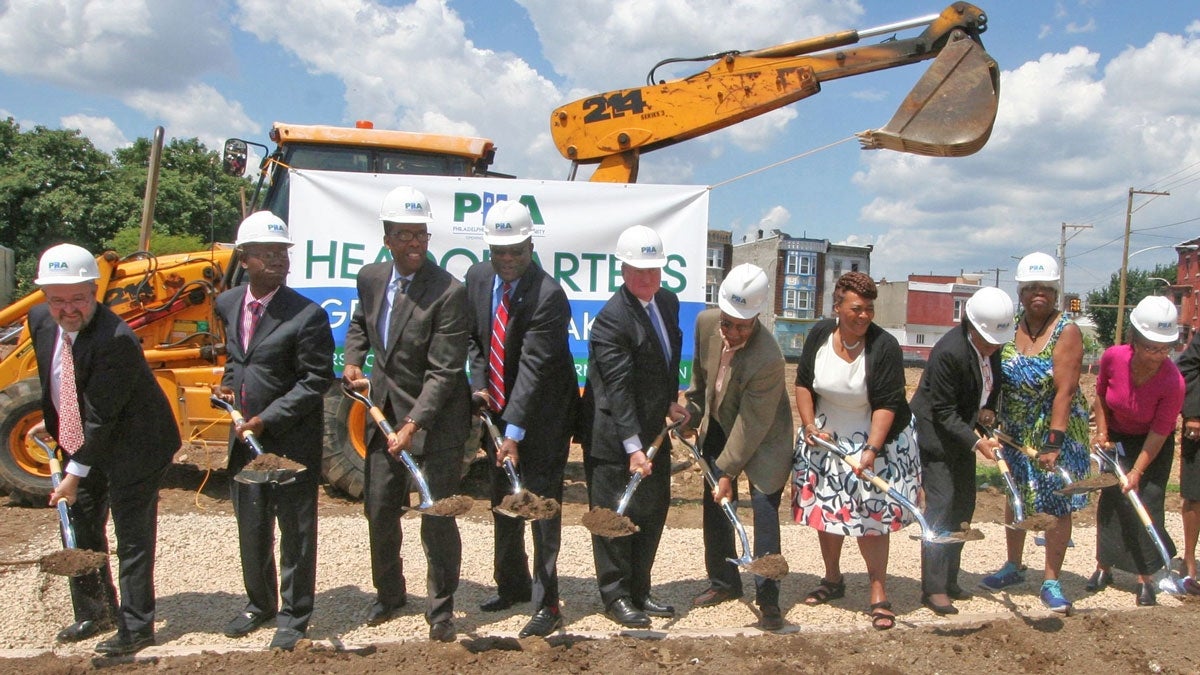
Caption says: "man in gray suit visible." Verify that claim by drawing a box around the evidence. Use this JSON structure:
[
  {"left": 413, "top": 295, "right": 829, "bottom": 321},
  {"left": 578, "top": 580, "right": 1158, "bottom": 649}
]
[
  {"left": 214, "top": 212, "right": 334, "bottom": 651},
  {"left": 582, "top": 224, "right": 690, "bottom": 629},
  {"left": 681, "top": 263, "right": 794, "bottom": 630},
  {"left": 465, "top": 200, "right": 577, "bottom": 638},
  {"left": 342, "top": 185, "right": 471, "bottom": 643}
]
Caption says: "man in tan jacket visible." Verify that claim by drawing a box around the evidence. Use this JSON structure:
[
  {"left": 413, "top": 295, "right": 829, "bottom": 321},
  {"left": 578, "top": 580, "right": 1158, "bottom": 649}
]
[{"left": 682, "top": 264, "right": 794, "bottom": 630}]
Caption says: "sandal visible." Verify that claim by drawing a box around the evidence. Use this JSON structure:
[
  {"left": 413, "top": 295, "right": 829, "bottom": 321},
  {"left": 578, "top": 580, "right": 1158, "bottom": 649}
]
[
  {"left": 868, "top": 601, "right": 895, "bottom": 630},
  {"left": 803, "top": 577, "right": 846, "bottom": 606}
]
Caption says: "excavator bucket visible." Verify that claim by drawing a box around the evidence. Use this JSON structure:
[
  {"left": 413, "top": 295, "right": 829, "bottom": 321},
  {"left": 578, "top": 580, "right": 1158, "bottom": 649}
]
[{"left": 857, "top": 33, "right": 999, "bottom": 157}]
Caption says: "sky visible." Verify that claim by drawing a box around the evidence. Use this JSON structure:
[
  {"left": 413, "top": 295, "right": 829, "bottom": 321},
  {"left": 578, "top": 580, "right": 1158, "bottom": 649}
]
[{"left": 2, "top": 0, "right": 1198, "bottom": 299}]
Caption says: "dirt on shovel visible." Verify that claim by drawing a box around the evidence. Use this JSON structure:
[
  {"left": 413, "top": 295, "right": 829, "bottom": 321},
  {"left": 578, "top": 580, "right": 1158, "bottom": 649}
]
[
  {"left": 1057, "top": 474, "right": 1120, "bottom": 496},
  {"left": 744, "top": 553, "right": 789, "bottom": 580},
  {"left": 1011, "top": 512, "right": 1059, "bottom": 532},
  {"left": 582, "top": 508, "right": 638, "bottom": 537},
  {"left": 498, "top": 491, "right": 561, "bottom": 520},
  {"left": 243, "top": 453, "right": 306, "bottom": 472},
  {"left": 31, "top": 549, "right": 108, "bottom": 577},
  {"left": 421, "top": 495, "right": 474, "bottom": 517}
]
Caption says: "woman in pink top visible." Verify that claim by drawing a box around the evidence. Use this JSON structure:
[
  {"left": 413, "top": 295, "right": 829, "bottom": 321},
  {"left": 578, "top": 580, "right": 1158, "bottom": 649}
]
[{"left": 1089, "top": 296, "right": 1185, "bottom": 606}]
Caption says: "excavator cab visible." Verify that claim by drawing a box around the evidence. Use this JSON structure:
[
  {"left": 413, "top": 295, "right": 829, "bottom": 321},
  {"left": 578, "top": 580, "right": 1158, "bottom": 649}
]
[{"left": 551, "top": 3, "right": 1000, "bottom": 182}]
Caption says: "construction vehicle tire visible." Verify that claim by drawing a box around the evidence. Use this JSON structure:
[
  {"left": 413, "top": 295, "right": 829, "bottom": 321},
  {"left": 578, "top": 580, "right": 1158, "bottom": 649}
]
[
  {"left": 321, "top": 389, "right": 367, "bottom": 500},
  {"left": 0, "top": 379, "right": 51, "bottom": 506}
]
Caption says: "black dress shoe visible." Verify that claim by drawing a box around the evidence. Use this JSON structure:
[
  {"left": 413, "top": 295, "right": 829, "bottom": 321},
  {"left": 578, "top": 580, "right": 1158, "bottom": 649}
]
[
  {"left": 57, "top": 619, "right": 106, "bottom": 643},
  {"left": 95, "top": 632, "right": 154, "bottom": 656},
  {"left": 692, "top": 586, "right": 741, "bottom": 608},
  {"left": 518, "top": 607, "right": 563, "bottom": 638},
  {"left": 637, "top": 596, "right": 675, "bottom": 618},
  {"left": 366, "top": 598, "right": 406, "bottom": 626},
  {"left": 921, "top": 594, "right": 959, "bottom": 616},
  {"left": 605, "top": 597, "right": 651, "bottom": 628},
  {"left": 429, "top": 620, "right": 456, "bottom": 642},
  {"left": 758, "top": 605, "right": 785, "bottom": 631},
  {"left": 480, "top": 591, "right": 531, "bottom": 612},
  {"left": 1136, "top": 582, "right": 1157, "bottom": 606},
  {"left": 269, "top": 627, "right": 305, "bottom": 651},
  {"left": 224, "top": 611, "right": 276, "bottom": 638},
  {"left": 1086, "top": 569, "right": 1113, "bottom": 592},
  {"left": 946, "top": 586, "right": 974, "bottom": 601}
]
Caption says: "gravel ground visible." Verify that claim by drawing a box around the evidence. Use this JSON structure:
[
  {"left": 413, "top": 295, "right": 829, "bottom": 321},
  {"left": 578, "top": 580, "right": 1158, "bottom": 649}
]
[{"left": 0, "top": 499, "right": 1189, "bottom": 655}]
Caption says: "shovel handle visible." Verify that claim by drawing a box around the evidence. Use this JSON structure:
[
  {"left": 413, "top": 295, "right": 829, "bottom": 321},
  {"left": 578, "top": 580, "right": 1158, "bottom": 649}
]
[
  {"left": 32, "top": 435, "right": 77, "bottom": 549},
  {"left": 615, "top": 419, "right": 684, "bottom": 515},
  {"left": 210, "top": 395, "right": 265, "bottom": 457}
]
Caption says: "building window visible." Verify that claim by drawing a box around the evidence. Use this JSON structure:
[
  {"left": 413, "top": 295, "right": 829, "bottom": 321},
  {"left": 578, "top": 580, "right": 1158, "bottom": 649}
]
[
  {"left": 953, "top": 299, "right": 964, "bottom": 321},
  {"left": 785, "top": 252, "right": 800, "bottom": 275},
  {"left": 915, "top": 334, "right": 925, "bottom": 345},
  {"left": 706, "top": 247, "right": 724, "bottom": 269},
  {"left": 786, "top": 289, "right": 812, "bottom": 310},
  {"left": 799, "top": 256, "right": 812, "bottom": 275},
  {"left": 705, "top": 283, "right": 719, "bottom": 304},
  {"left": 832, "top": 259, "right": 842, "bottom": 278},
  {"left": 850, "top": 261, "right": 860, "bottom": 272}
]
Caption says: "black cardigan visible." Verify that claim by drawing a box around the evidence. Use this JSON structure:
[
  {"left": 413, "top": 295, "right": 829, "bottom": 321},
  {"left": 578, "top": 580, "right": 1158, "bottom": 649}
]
[{"left": 794, "top": 318, "right": 911, "bottom": 446}]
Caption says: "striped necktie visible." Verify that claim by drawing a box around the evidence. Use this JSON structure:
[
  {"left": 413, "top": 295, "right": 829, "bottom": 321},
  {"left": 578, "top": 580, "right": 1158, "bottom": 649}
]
[{"left": 487, "top": 282, "right": 512, "bottom": 412}]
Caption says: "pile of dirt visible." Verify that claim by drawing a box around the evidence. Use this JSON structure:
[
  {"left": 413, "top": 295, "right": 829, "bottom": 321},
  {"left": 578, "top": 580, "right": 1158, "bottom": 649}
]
[
  {"left": 745, "top": 553, "right": 789, "bottom": 580},
  {"left": 37, "top": 549, "right": 107, "bottom": 577},
  {"left": 243, "top": 453, "right": 306, "bottom": 472},
  {"left": 497, "top": 491, "right": 560, "bottom": 520},
  {"left": 581, "top": 508, "right": 637, "bottom": 537},
  {"left": 422, "top": 494, "right": 473, "bottom": 517}
]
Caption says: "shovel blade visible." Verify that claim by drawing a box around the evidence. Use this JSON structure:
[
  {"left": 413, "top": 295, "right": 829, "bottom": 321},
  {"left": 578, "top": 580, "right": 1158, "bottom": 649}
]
[
  {"left": 233, "top": 467, "right": 303, "bottom": 485},
  {"left": 857, "top": 34, "right": 999, "bottom": 157}
]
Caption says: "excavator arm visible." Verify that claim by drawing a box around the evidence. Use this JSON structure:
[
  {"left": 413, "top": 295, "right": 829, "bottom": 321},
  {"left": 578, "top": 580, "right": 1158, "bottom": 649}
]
[{"left": 550, "top": 2, "right": 999, "bottom": 182}]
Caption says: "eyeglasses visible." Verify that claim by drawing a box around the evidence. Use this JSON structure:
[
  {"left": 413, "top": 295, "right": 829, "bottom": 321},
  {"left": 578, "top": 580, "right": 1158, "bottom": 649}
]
[
  {"left": 490, "top": 244, "right": 530, "bottom": 258},
  {"left": 46, "top": 295, "right": 94, "bottom": 310},
  {"left": 388, "top": 230, "right": 432, "bottom": 243},
  {"left": 1138, "top": 342, "right": 1173, "bottom": 355},
  {"left": 719, "top": 319, "right": 756, "bottom": 333},
  {"left": 1020, "top": 283, "right": 1056, "bottom": 295},
  {"left": 242, "top": 249, "right": 290, "bottom": 262}
]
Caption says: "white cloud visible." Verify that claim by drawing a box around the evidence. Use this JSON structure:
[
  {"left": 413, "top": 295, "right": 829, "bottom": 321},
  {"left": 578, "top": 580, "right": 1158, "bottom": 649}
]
[
  {"left": 60, "top": 114, "right": 130, "bottom": 152},
  {"left": 0, "top": 0, "right": 234, "bottom": 94},
  {"left": 123, "top": 84, "right": 259, "bottom": 150}
]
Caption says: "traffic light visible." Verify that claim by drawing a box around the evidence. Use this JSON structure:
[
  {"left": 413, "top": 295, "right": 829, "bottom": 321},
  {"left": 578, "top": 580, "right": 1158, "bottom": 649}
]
[{"left": 1068, "top": 296, "right": 1081, "bottom": 313}]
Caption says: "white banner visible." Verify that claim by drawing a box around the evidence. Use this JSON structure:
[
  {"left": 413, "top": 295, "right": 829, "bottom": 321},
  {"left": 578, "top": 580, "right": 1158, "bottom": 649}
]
[{"left": 286, "top": 169, "right": 710, "bottom": 385}]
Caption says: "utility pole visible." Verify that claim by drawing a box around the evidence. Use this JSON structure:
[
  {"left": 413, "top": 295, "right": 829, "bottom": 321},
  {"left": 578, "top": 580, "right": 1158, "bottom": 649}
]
[
  {"left": 1115, "top": 188, "right": 1170, "bottom": 345},
  {"left": 1059, "top": 222, "right": 1092, "bottom": 311},
  {"left": 978, "top": 267, "right": 1006, "bottom": 287}
]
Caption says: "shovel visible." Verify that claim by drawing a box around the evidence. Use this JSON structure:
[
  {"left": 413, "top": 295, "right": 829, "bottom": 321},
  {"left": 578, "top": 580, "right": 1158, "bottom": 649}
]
[
  {"left": 341, "top": 381, "right": 471, "bottom": 517},
  {"left": 478, "top": 413, "right": 560, "bottom": 520},
  {"left": 31, "top": 434, "right": 76, "bottom": 549},
  {"left": 582, "top": 419, "right": 682, "bottom": 538},
  {"left": 670, "top": 430, "right": 788, "bottom": 580},
  {"left": 806, "top": 433, "right": 977, "bottom": 545},
  {"left": 210, "top": 395, "right": 305, "bottom": 485},
  {"left": 1092, "top": 444, "right": 1184, "bottom": 595},
  {"left": 976, "top": 429, "right": 1057, "bottom": 532},
  {"left": 990, "top": 428, "right": 1079, "bottom": 489}
]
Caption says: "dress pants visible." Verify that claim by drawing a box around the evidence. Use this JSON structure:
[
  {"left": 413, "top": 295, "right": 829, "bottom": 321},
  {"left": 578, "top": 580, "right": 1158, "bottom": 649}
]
[
  {"left": 364, "top": 442, "right": 462, "bottom": 625},
  {"left": 486, "top": 417, "right": 569, "bottom": 609},
  {"left": 701, "top": 418, "right": 783, "bottom": 607},
  {"left": 920, "top": 457, "right": 976, "bottom": 595},
  {"left": 230, "top": 468, "right": 318, "bottom": 632},
  {"left": 585, "top": 450, "right": 670, "bottom": 609}
]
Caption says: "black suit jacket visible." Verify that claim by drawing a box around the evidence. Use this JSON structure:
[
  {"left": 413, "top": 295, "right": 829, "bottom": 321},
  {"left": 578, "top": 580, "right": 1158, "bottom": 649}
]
[
  {"left": 910, "top": 321, "right": 1002, "bottom": 463},
  {"left": 465, "top": 260, "right": 578, "bottom": 448},
  {"left": 29, "top": 302, "right": 179, "bottom": 486},
  {"left": 1180, "top": 332, "right": 1200, "bottom": 420},
  {"left": 582, "top": 285, "right": 682, "bottom": 463},
  {"left": 215, "top": 285, "right": 335, "bottom": 472},
  {"left": 343, "top": 260, "right": 471, "bottom": 454}
]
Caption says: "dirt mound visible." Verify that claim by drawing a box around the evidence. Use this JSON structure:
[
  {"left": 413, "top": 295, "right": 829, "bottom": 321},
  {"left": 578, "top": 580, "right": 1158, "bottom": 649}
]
[
  {"left": 38, "top": 549, "right": 107, "bottom": 576},
  {"left": 581, "top": 508, "right": 637, "bottom": 537},
  {"left": 423, "top": 494, "right": 473, "bottom": 517},
  {"left": 497, "top": 491, "right": 560, "bottom": 520}
]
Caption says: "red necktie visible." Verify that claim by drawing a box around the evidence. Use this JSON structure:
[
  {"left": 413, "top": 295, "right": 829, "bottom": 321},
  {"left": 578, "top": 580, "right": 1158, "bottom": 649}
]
[
  {"left": 488, "top": 282, "right": 511, "bottom": 412},
  {"left": 243, "top": 300, "right": 263, "bottom": 351},
  {"left": 58, "top": 334, "right": 84, "bottom": 455}
]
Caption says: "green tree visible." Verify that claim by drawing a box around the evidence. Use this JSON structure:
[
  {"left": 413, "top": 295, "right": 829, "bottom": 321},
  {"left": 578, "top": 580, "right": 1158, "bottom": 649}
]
[{"left": 1085, "top": 263, "right": 1177, "bottom": 346}]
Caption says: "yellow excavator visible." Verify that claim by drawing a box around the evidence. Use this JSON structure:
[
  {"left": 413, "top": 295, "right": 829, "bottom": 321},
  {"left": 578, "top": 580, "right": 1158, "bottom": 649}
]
[{"left": 551, "top": 2, "right": 999, "bottom": 182}]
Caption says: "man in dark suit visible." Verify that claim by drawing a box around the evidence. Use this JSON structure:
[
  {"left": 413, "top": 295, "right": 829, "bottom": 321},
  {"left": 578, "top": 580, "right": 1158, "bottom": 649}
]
[
  {"left": 911, "top": 286, "right": 1010, "bottom": 614},
  {"left": 342, "top": 185, "right": 471, "bottom": 643},
  {"left": 681, "top": 264, "right": 794, "bottom": 630},
  {"left": 465, "top": 200, "right": 577, "bottom": 638},
  {"left": 29, "top": 243, "right": 180, "bottom": 656},
  {"left": 213, "top": 212, "right": 334, "bottom": 651},
  {"left": 582, "top": 224, "right": 689, "bottom": 629}
]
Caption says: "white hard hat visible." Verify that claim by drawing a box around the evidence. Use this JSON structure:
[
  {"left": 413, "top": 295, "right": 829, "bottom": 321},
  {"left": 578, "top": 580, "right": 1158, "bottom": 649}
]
[
  {"left": 1014, "top": 252, "right": 1060, "bottom": 283},
  {"left": 615, "top": 225, "right": 667, "bottom": 269},
  {"left": 965, "top": 286, "right": 1015, "bottom": 345},
  {"left": 482, "top": 200, "right": 534, "bottom": 246},
  {"left": 35, "top": 243, "right": 100, "bottom": 286},
  {"left": 235, "top": 211, "right": 293, "bottom": 247},
  {"left": 379, "top": 186, "right": 433, "bottom": 224},
  {"left": 718, "top": 263, "right": 769, "bottom": 319},
  {"left": 1129, "top": 295, "right": 1179, "bottom": 344}
]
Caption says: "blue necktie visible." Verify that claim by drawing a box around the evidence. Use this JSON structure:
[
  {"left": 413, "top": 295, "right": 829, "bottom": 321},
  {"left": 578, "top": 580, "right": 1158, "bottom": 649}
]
[{"left": 647, "top": 302, "right": 670, "bottom": 361}]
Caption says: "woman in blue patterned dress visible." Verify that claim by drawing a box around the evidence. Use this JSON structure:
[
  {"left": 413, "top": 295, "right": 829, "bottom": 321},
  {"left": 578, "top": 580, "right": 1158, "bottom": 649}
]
[
  {"left": 793, "top": 272, "right": 918, "bottom": 630},
  {"left": 979, "top": 252, "right": 1090, "bottom": 615}
]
